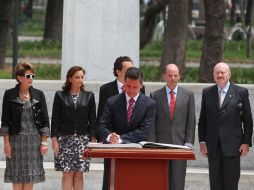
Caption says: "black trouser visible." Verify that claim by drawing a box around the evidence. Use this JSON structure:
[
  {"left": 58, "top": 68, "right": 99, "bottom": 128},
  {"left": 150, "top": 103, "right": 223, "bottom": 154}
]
[{"left": 208, "top": 146, "right": 240, "bottom": 190}]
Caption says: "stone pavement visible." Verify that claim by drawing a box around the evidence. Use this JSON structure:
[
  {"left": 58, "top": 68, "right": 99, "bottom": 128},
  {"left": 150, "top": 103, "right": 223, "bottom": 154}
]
[
  {"left": 0, "top": 162, "right": 103, "bottom": 190},
  {"left": 1, "top": 161, "right": 254, "bottom": 190}
]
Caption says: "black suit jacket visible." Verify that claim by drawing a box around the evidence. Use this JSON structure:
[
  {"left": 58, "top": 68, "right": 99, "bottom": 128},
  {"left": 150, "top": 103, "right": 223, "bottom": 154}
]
[
  {"left": 98, "top": 93, "right": 156, "bottom": 143},
  {"left": 97, "top": 80, "right": 119, "bottom": 122},
  {"left": 198, "top": 83, "right": 253, "bottom": 157},
  {"left": 97, "top": 79, "right": 146, "bottom": 122}
]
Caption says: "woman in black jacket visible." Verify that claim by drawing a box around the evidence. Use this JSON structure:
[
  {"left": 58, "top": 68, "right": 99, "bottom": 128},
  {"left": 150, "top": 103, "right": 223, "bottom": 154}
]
[
  {"left": 0, "top": 62, "right": 50, "bottom": 190},
  {"left": 51, "top": 66, "right": 96, "bottom": 190}
]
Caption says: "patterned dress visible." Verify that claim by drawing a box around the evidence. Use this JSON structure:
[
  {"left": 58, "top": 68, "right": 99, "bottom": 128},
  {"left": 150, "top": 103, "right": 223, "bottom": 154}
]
[
  {"left": 4, "top": 99, "right": 46, "bottom": 183},
  {"left": 54, "top": 94, "right": 91, "bottom": 172}
]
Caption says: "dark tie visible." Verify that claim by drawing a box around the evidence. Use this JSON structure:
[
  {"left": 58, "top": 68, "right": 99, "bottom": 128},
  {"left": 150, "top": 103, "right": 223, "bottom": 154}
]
[
  {"left": 170, "top": 91, "right": 176, "bottom": 120},
  {"left": 127, "top": 98, "right": 135, "bottom": 123}
]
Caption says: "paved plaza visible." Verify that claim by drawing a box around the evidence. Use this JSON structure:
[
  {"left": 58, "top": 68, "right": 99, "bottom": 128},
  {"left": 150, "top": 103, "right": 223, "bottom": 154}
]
[{"left": 0, "top": 161, "right": 254, "bottom": 190}]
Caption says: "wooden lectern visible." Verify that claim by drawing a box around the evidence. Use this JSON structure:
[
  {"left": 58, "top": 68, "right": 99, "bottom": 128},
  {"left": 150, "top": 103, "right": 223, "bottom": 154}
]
[{"left": 84, "top": 148, "right": 195, "bottom": 190}]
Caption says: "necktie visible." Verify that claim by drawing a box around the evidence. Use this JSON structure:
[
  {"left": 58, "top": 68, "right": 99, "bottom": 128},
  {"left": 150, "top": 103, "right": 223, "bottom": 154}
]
[
  {"left": 219, "top": 89, "right": 224, "bottom": 107},
  {"left": 170, "top": 91, "right": 176, "bottom": 120},
  {"left": 127, "top": 98, "right": 135, "bottom": 123}
]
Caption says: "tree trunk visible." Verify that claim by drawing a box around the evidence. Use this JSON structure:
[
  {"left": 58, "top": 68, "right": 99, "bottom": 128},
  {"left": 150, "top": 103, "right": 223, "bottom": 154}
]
[
  {"left": 188, "top": 0, "right": 193, "bottom": 24},
  {"left": 43, "top": 0, "right": 63, "bottom": 42},
  {"left": 0, "top": 0, "right": 12, "bottom": 69},
  {"left": 199, "top": 0, "right": 205, "bottom": 21},
  {"left": 247, "top": 0, "right": 254, "bottom": 58},
  {"left": 26, "top": 0, "right": 33, "bottom": 19},
  {"left": 199, "top": 0, "right": 225, "bottom": 83},
  {"left": 140, "top": 0, "right": 168, "bottom": 49},
  {"left": 159, "top": 0, "right": 188, "bottom": 80},
  {"left": 230, "top": 0, "right": 237, "bottom": 26}
]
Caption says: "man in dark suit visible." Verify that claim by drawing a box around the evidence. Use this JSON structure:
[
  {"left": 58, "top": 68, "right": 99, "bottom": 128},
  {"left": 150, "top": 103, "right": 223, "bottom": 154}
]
[
  {"left": 97, "top": 57, "right": 145, "bottom": 190},
  {"left": 97, "top": 56, "right": 134, "bottom": 122},
  {"left": 198, "top": 62, "right": 253, "bottom": 190},
  {"left": 98, "top": 66, "right": 155, "bottom": 143},
  {"left": 97, "top": 56, "right": 145, "bottom": 122},
  {"left": 98, "top": 67, "right": 156, "bottom": 189},
  {"left": 150, "top": 64, "right": 196, "bottom": 190}
]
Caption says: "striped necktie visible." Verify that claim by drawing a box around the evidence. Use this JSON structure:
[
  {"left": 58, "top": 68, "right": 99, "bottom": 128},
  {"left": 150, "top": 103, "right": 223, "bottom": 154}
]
[{"left": 127, "top": 98, "right": 135, "bottom": 123}]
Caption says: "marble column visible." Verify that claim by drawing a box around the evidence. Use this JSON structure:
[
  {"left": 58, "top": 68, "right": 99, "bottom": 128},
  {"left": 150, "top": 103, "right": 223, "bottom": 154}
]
[{"left": 61, "top": 0, "right": 139, "bottom": 81}]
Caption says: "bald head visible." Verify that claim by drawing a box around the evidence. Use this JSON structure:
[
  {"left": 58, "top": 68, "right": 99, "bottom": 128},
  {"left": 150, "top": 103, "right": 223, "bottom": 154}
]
[
  {"left": 214, "top": 62, "right": 230, "bottom": 73},
  {"left": 163, "top": 64, "right": 180, "bottom": 89},
  {"left": 213, "top": 62, "right": 231, "bottom": 88},
  {"left": 164, "top": 64, "right": 180, "bottom": 74}
]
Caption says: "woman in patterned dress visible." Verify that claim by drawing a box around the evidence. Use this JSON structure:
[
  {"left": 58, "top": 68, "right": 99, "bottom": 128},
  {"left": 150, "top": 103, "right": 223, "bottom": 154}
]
[
  {"left": 0, "top": 62, "right": 50, "bottom": 190},
  {"left": 51, "top": 66, "right": 97, "bottom": 190}
]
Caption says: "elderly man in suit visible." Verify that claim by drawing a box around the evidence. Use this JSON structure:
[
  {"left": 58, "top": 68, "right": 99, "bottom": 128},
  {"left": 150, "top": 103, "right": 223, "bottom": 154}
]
[
  {"left": 150, "top": 64, "right": 196, "bottom": 190},
  {"left": 97, "top": 56, "right": 145, "bottom": 190},
  {"left": 198, "top": 62, "right": 253, "bottom": 190}
]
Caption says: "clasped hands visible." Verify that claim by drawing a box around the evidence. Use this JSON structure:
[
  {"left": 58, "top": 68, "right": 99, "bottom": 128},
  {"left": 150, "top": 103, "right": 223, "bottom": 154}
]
[{"left": 109, "top": 133, "right": 121, "bottom": 144}]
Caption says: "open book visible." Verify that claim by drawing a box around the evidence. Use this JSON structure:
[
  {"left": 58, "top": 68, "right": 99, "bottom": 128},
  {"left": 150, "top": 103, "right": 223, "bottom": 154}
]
[{"left": 87, "top": 141, "right": 191, "bottom": 150}]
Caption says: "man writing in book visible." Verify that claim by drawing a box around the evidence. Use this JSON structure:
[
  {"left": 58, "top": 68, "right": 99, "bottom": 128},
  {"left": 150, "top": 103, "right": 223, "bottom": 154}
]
[
  {"left": 97, "top": 56, "right": 145, "bottom": 190},
  {"left": 98, "top": 67, "right": 156, "bottom": 143},
  {"left": 98, "top": 67, "right": 156, "bottom": 189},
  {"left": 150, "top": 64, "right": 196, "bottom": 190}
]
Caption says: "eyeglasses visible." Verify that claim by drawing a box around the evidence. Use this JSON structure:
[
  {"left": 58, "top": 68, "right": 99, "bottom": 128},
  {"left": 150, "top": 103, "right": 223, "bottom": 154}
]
[{"left": 23, "top": 74, "right": 35, "bottom": 79}]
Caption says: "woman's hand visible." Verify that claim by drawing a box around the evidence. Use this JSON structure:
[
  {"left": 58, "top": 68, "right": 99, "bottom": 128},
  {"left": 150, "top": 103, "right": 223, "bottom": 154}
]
[
  {"left": 52, "top": 138, "right": 59, "bottom": 154},
  {"left": 4, "top": 143, "right": 12, "bottom": 158},
  {"left": 40, "top": 144, "right": 48, "bottom": 155}
]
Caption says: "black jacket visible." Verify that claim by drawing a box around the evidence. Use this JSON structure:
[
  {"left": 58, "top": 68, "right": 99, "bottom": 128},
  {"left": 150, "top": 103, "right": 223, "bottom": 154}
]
[
  {"left": 198, "top": 83, "right": 253, "bottom": 157},
  {"left": 98, "top": 93, "right": 156, "bottom": 143},
  {"left": 51, "top": 90, "right": 96, "bottom": 137},
  {"left": 0, "top": 85, "right": 50, "bottom": 136}
]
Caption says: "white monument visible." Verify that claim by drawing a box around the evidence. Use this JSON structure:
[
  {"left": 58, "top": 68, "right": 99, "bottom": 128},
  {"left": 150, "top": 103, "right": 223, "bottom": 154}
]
[{"left": 61, "top": 0, "right": 139, "bottom": 81}]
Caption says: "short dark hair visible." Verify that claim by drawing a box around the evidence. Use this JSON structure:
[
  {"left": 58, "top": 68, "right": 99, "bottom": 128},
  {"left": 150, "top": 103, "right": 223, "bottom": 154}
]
[
  {"left": 62, "top": 66, "right": 85, "bottom": 92},
  {"left": 113, "top": 56, "right": 133, "bottom": 77},
  {"left": 15, "top": 62, "right": 35, "bottom": 83},
  {"left": 124, "top": 67, "right": 143, "bottom": 84}
]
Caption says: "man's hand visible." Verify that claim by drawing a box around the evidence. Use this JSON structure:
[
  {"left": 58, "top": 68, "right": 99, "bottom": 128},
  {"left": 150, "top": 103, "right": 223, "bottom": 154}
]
[
  {"left": 200, "top": 143, "right": 208, "bottom": 157},
  {"left": 239, "top": 144, "right": 249, "bottom": 156},
  {"left": 109, "top": 133, "right": 120, "bottom": 144},
  {"left": 90, "top": 136, "right": 97, "bottom": 143}
]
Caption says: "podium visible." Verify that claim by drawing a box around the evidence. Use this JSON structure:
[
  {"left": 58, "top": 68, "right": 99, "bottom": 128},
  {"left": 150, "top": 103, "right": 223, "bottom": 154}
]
[{"left": 84, "top": 148, "right": 195, "bottom": 190}]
